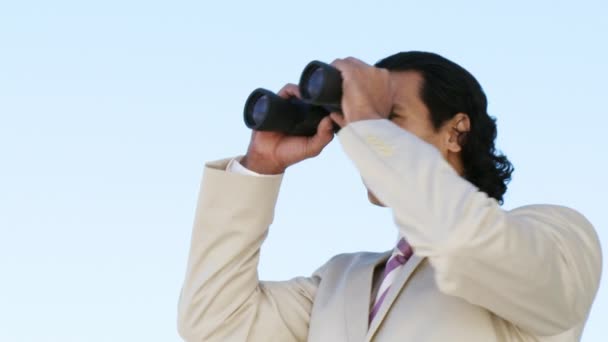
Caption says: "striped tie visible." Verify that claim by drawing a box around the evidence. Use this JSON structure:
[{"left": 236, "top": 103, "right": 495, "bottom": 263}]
[{"left": 369, "top": 237, "right": 413, "bottom": 324}]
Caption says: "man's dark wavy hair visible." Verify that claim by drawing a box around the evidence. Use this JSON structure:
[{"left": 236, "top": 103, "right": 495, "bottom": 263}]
[{"left": 375, "top": 51, "right": 514, "bottom": 204}]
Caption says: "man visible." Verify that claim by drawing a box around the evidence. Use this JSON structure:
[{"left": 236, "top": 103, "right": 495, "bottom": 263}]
[{"left": 177, "top": 52, "right": 602, "bottom": 341}]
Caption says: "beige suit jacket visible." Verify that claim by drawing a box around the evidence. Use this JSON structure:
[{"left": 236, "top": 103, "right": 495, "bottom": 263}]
[{"left": 177, "top": 120, "right": 602, "bottom": 342}]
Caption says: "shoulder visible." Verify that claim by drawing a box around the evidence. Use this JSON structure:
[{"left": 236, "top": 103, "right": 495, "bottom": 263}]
[
  {"left": 507, "top": 204, "right": 601, "bottom": 264},
  {"left": 312, "top": 251, "right": 387, "bottom": 277},
  {"left": 509, "top": 204, "right": 590, "bottom": 220},
  {"left": 507, "top": 204, "right": 596, "bottom": 235}
]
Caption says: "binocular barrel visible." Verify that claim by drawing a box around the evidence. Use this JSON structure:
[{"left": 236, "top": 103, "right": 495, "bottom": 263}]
[
  {"left": 299, "top": 61, "right": 343, "bottom": 107},
  {"left": 243, "top": 61, "right": 343, "bottom": 136}
]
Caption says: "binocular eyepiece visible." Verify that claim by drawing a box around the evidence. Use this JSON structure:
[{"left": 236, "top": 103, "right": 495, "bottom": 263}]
[{"left": 244, "top": 61, "right": 343, "bottom": 136}]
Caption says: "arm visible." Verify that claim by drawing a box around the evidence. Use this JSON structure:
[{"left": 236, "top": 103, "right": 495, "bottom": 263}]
[
  {"left": 337, "top": 119, "right": 602, "bottom": 336},
  {"left": 177, "top": 158, "right": 321, "bottom": 342}
]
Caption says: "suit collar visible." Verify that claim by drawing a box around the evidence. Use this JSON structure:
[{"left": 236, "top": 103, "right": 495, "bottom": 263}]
[
  {"left": 344, "top": 251, "right": 391, "bottom": 342},
  {"left": 365, "top": 254, "right": 425, "bottom": 341}
]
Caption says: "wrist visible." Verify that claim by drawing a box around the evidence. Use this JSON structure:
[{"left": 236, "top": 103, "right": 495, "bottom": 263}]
[
  {"left": 241, "top": 154, "right": 286, "bottom": 175},
  {"left": 345, "top": 112, "right": 384, "bottom": 124}
]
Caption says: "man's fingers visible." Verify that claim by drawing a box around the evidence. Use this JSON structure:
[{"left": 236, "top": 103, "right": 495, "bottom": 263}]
[
  {"left": 331, "top": 57, "right": 368, "bottom": 73},
  {"left": 307, "top": 117, "right": 335, "bottom": 156},
  {"left": 277, "top": 83, "right": 301, "bottom": 99},
  {"left": 330, "top": 112, "right": 346, "bottom": 128},
  {"left": 315, "top": 116, "right": 335, "bottom": 138},
  {"left": 330, "top": 58, "right": 347, "bottom": 72}
]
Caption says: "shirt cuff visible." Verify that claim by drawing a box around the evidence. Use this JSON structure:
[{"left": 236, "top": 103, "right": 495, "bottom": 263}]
[{"left": 226, "top": 157, "right": 281, "bottom": 178}]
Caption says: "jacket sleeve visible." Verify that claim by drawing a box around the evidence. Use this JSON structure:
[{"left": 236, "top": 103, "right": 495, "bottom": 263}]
[
  {"left": 177, "top": 158, "right": 322, "bottom": 342},
  {"left": 337, "top": 119, "right": 602, "bottom": 336}
]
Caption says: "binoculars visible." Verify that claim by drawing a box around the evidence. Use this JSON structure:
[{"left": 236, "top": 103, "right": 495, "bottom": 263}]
[{"left": 243, "top": 61, "right": 342, "bottom": 136}]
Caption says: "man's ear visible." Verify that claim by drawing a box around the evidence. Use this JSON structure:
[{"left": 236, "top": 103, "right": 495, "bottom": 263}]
[{"left": 446, "top": 113, "right": 470, "bottom": 153}]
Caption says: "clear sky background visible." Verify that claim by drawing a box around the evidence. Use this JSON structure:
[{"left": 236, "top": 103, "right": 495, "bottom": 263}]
[{"left": 1, "top": 1, "right": 606, "bottom": 341}]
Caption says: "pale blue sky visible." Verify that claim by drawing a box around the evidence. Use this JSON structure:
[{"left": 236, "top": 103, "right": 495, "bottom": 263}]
[{"left": 0, "top": 1, "right": 606, "bottom": 341}]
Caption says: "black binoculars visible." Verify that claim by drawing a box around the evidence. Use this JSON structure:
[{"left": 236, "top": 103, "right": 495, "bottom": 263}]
[{"left": 243, "top": 61, "right": 343, "bottom": 136}]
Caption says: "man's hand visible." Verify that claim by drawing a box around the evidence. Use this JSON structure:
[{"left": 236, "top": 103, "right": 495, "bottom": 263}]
[
  {"left": 328, "top": 57, "right": 393, "bottom": 128},
  {"left": 241, "top": 84, "right": 335, "bottom": 175}
]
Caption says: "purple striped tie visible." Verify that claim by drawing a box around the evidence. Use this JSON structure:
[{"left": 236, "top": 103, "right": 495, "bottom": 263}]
[{"left": 369, "top": 238, "right": 413, "bottom": 324}]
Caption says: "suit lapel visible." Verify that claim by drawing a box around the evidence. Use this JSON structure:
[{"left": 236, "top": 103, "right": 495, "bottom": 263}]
[
  {"left": 365, "top": 254, "right": 425, "bottom": 341},
  {"left": 344, "top": 251, "right": 390, "bottom": 342}
]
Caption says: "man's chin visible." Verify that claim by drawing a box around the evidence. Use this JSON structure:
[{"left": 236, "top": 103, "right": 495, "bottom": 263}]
[{"left": 367, "top": 191, "right": 387, "bottom": 207}]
